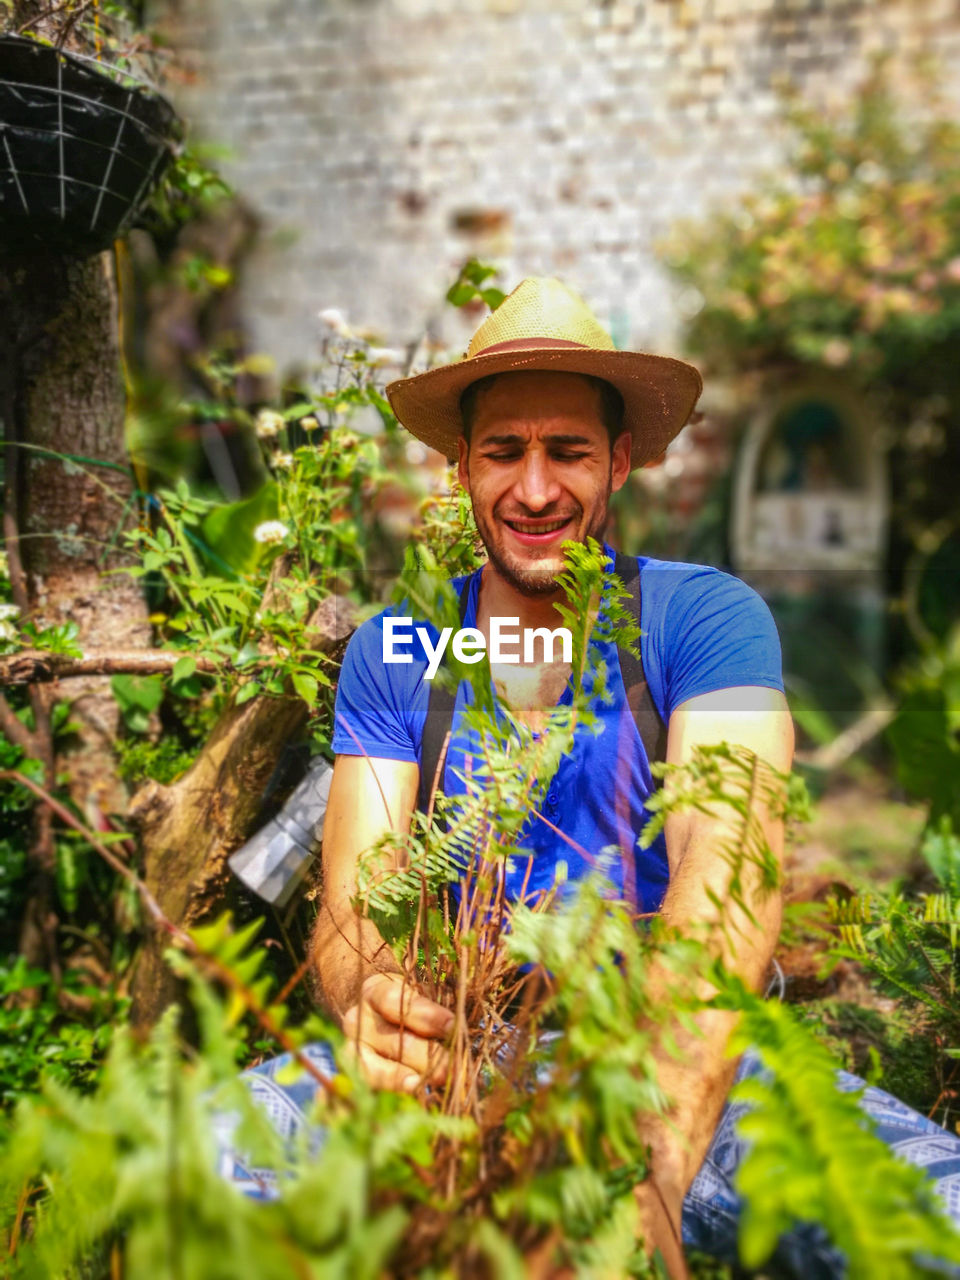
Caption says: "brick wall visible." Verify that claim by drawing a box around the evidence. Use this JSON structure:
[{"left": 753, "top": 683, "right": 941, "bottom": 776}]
[{"left": 160, "top": 0, "right": 960, "bottom": 370}]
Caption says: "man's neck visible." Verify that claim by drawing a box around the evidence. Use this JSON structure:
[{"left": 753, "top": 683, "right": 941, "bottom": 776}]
[{"left": 473, "top": 562, "right": 569, "bottom": 633}]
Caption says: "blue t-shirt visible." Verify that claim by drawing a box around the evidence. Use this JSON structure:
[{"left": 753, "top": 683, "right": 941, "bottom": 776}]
[{"left": 331, "top": 549, "right": 784, "bottom": 914}]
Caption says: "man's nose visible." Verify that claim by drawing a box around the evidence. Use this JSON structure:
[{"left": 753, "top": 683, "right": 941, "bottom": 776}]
[{"left": 512, "top": 451, "right": 562, "bottom": 510}]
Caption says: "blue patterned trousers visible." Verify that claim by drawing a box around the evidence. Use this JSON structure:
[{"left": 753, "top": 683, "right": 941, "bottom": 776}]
[{"left": 212, "top": 1042, "right": 960, "bottom": 1277}]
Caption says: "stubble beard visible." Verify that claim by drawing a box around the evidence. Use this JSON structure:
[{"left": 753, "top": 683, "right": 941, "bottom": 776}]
[{"left": 472, "top": 493, "right": 612, "bottom": 598}]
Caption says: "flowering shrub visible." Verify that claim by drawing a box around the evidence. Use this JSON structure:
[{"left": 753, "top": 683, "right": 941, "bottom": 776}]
[{"left": 663, "top": 65, "right": 960, "bottom": 387}]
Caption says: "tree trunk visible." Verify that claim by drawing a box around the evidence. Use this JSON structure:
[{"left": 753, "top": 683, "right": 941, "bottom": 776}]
[
  {"left": 2, "top": 251, "right": 151, "bottom": 815},
  {"left": 127, "top": 594, "right": 355, "bottom": 1029},
  {"left": 0, "top": 250, "right": 152, "bottom": 967}
]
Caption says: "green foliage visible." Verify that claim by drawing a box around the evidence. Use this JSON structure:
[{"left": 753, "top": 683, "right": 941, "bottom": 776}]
[
  {"left": 147, "top": 142, "right": 234, "bottom": 235},
  {"left": 829, "top": 822, "right": 960, "bottom": 1025},
  {"left": 14, "top": 619, "right": 82, "bottom": 658},
  {"left": 199, "top": 480, "right": 280, "bottom": 575},
  {"left": 800, "top": 999, "right": 938, "bottom": 1113},
  {"left": 726, "top": 987, "right": 960, "bottom": 1278},
  {"left": 109, "top": 672, "right": 164, "bottom": 734},
  {"left": 411, "top": 471, "right": 485, "bottom": 579},
  {"left": 825, "top": 815, "right": 960, "bottom": 1131},
  {"left": 642, "top": 743, "right": 809, "bottom": 929},
  {"left": 0, "top": 957, "right": 118, "bottom": 1106},
  {"left": 887, "top": 624, "right": 960, "bottom": 829},
  {"left": 119, "top": 410, "right": 386, "bottom": 721},
  {"left": 0, "top": 731, "right": 34, "bottom": 924},
  {"left": 0, "top": 920, "right": 463, "bottom": 1279},
  {"left": 445, "top": 259, "right": 506, "bottom": 312}
]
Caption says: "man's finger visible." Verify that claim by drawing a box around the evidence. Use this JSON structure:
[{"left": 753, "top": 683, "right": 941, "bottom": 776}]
[
  {"left": 363, "top": 973, "right": 454, "bottom": 1038},
  {"left": 343, "top": 1040, "right": 432, "bottom": 1094},
  {"left": 342, "top": 1005, "right": 450, "bottom": 1083}
]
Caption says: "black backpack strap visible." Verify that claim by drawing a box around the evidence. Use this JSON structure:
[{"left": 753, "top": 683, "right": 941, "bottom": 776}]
[
  {"left": 612, "top": 551, "right": 668, "bottom": 775},
  {"left": 416, "top": 576, "right": 472, "bottom": 815}
]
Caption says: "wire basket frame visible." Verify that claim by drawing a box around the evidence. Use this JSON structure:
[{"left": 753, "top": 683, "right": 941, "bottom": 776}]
[{"left": 0, "top": 34, "right": 183, "bottom": 256}]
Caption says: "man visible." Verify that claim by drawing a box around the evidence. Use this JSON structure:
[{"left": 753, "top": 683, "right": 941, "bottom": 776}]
[
  {"left": 232, "top": 278, "right": 960, "bottom": 1277},
  {"left": 310, "top": 277, "right": 793, "bottom": 1274}
]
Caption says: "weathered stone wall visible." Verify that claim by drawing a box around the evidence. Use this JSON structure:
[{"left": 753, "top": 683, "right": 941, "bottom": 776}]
[{"left": 159, "top": 0, "right": 960, "bottom": 370}]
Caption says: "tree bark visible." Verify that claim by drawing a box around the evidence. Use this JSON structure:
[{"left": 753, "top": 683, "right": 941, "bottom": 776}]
[
  {"left": 2, "top": 251, "right": 152, "bottom": 816},
  {"left": 1, "top": 250, "right": 153, "bottom": 968},
  {"left": 127, "top": 594, "right": 356, "bottom": 1030}
]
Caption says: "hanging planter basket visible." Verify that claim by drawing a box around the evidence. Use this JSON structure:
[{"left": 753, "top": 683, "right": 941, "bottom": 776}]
[{"left": 0, "top": 33, "right": 183, "bottom": 257}]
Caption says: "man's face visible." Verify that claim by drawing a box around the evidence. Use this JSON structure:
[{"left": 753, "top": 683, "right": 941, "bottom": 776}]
[{"left": 457, "top": 371, "right": 632, "bottom": 595}]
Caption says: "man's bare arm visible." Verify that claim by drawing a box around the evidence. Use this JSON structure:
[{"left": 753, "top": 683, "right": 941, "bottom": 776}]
[
  {"left": 311, "top": 754, "right": 416, "bottom": 1016},
  {"left": 310, "top": 754, "right": 453, "bottom": 1090},
  {"left": 634, "top": 685, "right": 794, "bottom": 1267}
]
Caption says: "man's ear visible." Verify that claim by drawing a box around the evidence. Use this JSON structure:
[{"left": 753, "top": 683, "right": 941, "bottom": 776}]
[
  {"left": 610, "top": 430, "right": 632, "bottom": 493},
  {"left": 457, "top": 436, "right": 471, "bottom": 493}
]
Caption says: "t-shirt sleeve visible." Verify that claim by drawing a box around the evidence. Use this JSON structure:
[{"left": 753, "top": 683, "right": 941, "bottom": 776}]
[
  {"left": 649, "top": 566, "right": 785, "bottom": 717},
  {"left": 331, "top": 613, "right": 421, "bottom": 762}
]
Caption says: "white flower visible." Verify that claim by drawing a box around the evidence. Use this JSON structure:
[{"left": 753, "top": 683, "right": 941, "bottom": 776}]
[
  {"left": 253, "top": 521, "right": 290, "bottom": 545},
  {"left": 0, "top": 602, "right": 18, "bottom": 645},
  {"left": 299, "top": 415, "right": 320, "bottom": 432},
  {"left": 365, "top": 346, "right": 404, "bottom": 368},
  {"left": 273, "top": 452, "right": 294, "bottom": 469},
  {"left": 255, "top": 410, "right": 285, "bottom": 440},
  {"left": 318, "top": 308, "right": 352, "bottom": 338}
]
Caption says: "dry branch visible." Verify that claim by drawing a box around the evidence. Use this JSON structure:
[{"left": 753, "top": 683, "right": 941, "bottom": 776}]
[{"left": 0, "top": 649, "right": 227, "bottom": 685}]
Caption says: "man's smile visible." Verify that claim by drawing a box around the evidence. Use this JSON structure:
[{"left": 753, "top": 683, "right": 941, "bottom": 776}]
[{"left": 501, "top": 514, "right": 576, "bottom": 544}]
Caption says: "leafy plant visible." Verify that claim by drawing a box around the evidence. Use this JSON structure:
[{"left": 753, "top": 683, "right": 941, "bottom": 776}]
[
  {"left": 0, "top": 957, "right": 117, "bottom": 1107},
  {"left": 827, "top": 818, "right": 960, "bottom": 1126},
  {"left": 887, "top": 624, "right": 960, "bottom": 830},
  {"left": 445, "top": 259, "right": 506, "bottom": 312},
  {"left": 725, "top": 985, "right": 960, "bottom": 1279}
]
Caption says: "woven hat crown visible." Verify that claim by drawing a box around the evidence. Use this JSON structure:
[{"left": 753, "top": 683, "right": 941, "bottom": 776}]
[{"left": 466, "top": 277, "right": 616, "bottom": 357}]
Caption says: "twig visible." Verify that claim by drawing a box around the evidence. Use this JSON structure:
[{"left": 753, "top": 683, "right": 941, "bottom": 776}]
[
  {"left": 0, "top": 690, "right": 37, "bottom": 757},
  {"left": 6, "top": 1180, "right": 44, "bottom": 1259},
  {"left": 928, "top": 1058, "right": 960, "bottom": 1122},
  {"left": 16, "top": 0, "right": 90, "bottom": 36},
  {"left": 794, "top": 698, "right": 895, "bottom": 772},
  {"left": 274, "top": 957, "right": 312, "bottom": 1008}
]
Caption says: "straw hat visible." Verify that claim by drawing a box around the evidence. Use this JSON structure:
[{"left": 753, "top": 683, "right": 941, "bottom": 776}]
[{"left": 386, "top": 276, "right": 702, "bottom": 469}]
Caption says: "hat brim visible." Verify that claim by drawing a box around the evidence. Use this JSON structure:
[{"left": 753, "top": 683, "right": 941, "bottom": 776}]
[{"left": 386, "top": 345, "right": 703, "bottom": 468}]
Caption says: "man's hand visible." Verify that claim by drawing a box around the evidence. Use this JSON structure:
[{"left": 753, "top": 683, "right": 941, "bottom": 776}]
[{"left": 340, "top": 972, "right": 454, "bottom": 1093}]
